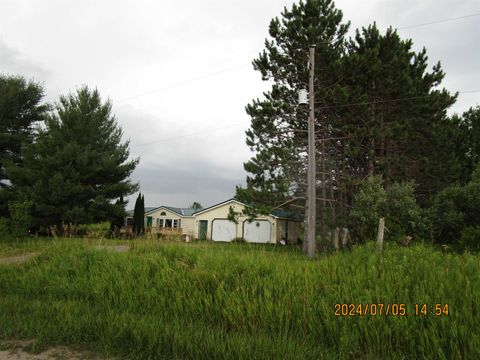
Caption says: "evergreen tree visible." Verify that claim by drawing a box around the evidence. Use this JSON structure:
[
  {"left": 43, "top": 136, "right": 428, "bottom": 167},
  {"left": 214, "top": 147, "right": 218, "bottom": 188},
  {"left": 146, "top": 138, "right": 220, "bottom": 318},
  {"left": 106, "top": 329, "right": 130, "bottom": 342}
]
[
  {"left": 0, "top": 74, "right": 48, "bottom": 217},
  {"left": 132, "top": 193, "right": 143, "bottom": 235},
  {"left": 8, "top": 86, "right": 139, "bottom": 231},
  {"left": 237, "top": 1, "right": 459, "bottom": 242},
  {"left": 140, "top": 193, "right": 145, "bottom": 234},
  {"left": 189, "top": 202, "right": 202, "bottom": 210},
  {"left": 110, "top": 195, "right": 126, "bottom": 233},
  {"left": 236, "top": 0, "right": 350, "bottom": 222},
  {"left": 455, "top": 106, "right": 480, "bottom": 181},
  {"left": 341, "top": 24, "right": 456, "bottom": 203}
]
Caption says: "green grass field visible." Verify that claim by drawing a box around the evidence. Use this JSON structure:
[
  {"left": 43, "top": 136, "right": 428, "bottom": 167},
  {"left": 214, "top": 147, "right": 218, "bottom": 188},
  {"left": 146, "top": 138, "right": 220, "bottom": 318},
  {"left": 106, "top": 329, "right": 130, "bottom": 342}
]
[{"left": 0, "top": 238, "right": 478, "bottom": 359}]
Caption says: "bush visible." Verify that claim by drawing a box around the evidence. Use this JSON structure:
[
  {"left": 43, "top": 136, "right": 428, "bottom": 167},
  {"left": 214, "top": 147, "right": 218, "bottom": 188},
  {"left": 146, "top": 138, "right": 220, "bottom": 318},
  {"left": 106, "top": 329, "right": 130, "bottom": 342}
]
[
  {"left": 387, "top": 182, "right": 430, "bottom": 239},
  {"left": 459, "top": 226, "right": 480, "bottom": 251},
  {"left": 8, "top": 201, "right": 33, "bottom": 238},
  {"left": 0, "top": 217, "right": 10, "bottom": 237},
  {"left": 430, "top": 164, "right": 480, "bottom": 248},
  {"left": 349, "top": 176, "right": 387, "bottom": 242},
  {"left": 77, "top": 222, "right": 111, "bottom": 239},
  {"left": 349, "top": 177, "right": 428, "bottom": 242}
]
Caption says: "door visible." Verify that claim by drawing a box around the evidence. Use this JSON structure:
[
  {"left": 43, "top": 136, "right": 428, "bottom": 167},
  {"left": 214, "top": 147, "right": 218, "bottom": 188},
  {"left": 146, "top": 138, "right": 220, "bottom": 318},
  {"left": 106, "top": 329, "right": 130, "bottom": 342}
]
[
  {"left": 211, "top": 219, "right": 236, "bottom": 242},
  {"left": 285, "top": 220, "right": 289, "bottom": 243},
  {"left": 243, "top": 220, "right": 271, "bottom": 243},
  {"left": 198, "top": 220, "right": 208, "bottom": 240},
  {"left": 146, "top": 216, "right": 153, "bottom": 228}
]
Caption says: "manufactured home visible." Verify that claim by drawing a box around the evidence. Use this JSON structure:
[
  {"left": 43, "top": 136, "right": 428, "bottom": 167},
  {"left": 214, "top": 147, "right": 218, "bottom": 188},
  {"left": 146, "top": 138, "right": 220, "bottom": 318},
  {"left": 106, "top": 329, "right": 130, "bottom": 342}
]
[{"left": 126, "top": 199, "right": 302, "bottom": 244}]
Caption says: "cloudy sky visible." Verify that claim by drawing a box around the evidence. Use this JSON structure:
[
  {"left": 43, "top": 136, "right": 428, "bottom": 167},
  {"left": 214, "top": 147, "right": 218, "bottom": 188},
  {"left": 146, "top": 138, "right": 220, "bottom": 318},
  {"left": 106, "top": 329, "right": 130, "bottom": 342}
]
[{"left": 1, "top": 0, "right": 479, "bottom": 209}]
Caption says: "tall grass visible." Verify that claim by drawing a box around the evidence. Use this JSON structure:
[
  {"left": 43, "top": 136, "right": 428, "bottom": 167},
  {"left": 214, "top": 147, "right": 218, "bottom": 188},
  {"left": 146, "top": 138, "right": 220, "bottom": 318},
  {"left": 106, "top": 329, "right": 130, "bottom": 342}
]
[{"left": 0, "top": 240, "right": 478, "bottom": 359}]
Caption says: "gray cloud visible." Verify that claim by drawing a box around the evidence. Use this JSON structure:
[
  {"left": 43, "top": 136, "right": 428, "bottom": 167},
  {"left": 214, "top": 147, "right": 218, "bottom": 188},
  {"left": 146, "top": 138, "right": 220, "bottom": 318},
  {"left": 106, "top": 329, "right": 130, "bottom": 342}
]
[
  {"left": 127, "top": 161, "right": 244, "bottom": 209},
  {"left": 114, "top": 103, "right": 248, "bottom": 207},
  {"left": 0, "top": 39, "right": 50, "bottom": 83},
  {"left": 1, "top": 0, "right": 479, "bottom": 210}
]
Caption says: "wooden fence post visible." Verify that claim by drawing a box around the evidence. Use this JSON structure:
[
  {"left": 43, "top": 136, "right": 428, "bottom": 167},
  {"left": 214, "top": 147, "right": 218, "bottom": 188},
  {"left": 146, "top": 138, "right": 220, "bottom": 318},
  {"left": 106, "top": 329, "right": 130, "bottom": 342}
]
[
  {"left": 377, "top": 217, "right": 385, "bottom": 252},
  {"left": 333, "top": 227, "right": 340, "bottom": 251},
  {"left": 341, "top": 228, "right": 349, "bottom": 249}
]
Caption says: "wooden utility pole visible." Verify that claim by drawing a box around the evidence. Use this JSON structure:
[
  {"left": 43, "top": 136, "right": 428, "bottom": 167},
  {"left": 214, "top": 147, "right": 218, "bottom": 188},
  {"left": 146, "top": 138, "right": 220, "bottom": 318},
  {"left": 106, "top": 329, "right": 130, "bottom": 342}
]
[{"left": 307, "top": 45, "right": 316, "bottom": 258}]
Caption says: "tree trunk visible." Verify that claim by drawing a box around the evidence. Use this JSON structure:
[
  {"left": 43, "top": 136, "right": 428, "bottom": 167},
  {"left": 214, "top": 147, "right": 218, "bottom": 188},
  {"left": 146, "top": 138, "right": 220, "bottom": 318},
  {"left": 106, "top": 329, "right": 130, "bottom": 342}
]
[
  {"left": 333, "top": 227, "right": 340, "bottom": 251},
  {"left": 377, "top": 217, "right": 385, "bottom": 252}
]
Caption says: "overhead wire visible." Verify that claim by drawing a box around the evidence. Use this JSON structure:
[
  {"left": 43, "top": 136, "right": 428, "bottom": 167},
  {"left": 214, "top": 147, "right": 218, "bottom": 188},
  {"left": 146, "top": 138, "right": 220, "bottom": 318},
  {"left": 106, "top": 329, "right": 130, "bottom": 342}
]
[
  {"left": 120, "top": 11, "right": 480, "bottom": 147},
  {"left": 316, "top": 90, "right": 480, "bottom": 111},
  {"left": 133, "top": 89, "right": 480, "bottom": 147},
  {"left": 117, "top": 63, "right": 250, "bottom": 104},
  {"left": 397, "top": 12, "right": 480, "bottom": 30},
  {"left": 116, "top": 11, "right": 480, "bottom": 105},
  {"left": 135, "top": 121, "right": 246, "bottom": 147}
]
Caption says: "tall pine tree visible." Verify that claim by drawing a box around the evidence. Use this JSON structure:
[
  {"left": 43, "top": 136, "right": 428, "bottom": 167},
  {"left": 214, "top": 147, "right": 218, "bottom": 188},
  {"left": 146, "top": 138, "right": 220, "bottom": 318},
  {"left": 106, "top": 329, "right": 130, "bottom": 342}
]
[
  {"left": 236, "top": 0, "right": 350, "bottom": 223},
  {"left": 237, "top": 0, "right": 459, "bottom": 248},
  {"left": 132, "top": 193, "right": 143, "bottom": 235},
  {"left": 8, "top": 86, "right": 139, "bottom": 231},
  {"left": 0, "top": 74, "right": 48, "bottom": 217},
  {"left": 340, "top": 24, "right": 456, "bottom": 203}
]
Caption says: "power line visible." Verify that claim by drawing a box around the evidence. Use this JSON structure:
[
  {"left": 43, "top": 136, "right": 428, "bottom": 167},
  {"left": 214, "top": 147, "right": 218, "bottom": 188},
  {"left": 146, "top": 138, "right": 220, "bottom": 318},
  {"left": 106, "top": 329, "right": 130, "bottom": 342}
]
[
  {"left": 460, "top": 89, "right": 480, "bottom": 94},
  {"left": 117, "top": 63, "right": 250, "bottom": 104},
  {"left": 316, "top": 90, "right": 480, "bottom": 111},
  {"left": 134, "top": 121, "right": 246, "bottom": 147},
  {"left": 114, "top": 12, "right": 479, "bottom": 107},
  {"left": 119, "top": 11, "right": 480, "bottom": 147},
  {"left": 132, "top": 89, "right": 480, "bottom": 148},
  {"left": 397, "top": 12, "right": 480, "bottom": 30}
]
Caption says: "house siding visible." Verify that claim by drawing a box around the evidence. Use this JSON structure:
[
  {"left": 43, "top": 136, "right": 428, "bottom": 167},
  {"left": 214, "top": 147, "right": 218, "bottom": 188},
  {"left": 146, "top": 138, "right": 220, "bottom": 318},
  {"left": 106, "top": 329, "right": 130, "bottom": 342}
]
[
  {"left": 181, "top": 217, "right": 196, "bottom": 237},
  {"left": 276, "top": 219, "right": 302, "bottom": 244},
  {"left": 194, "top": 201, "right": 278, "bottom": 243},
  {"left": 146, "top": 208, "right": 182, "bottom": 229},
  {"left": 133, "top": 199, "right": 302, "bottom": 244}
]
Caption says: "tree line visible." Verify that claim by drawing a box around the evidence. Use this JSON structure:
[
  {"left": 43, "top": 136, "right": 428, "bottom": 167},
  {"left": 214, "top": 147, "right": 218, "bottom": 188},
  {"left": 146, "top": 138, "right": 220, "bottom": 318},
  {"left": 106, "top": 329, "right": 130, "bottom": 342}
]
[
  {"left": 0, "top": 76, "right": 139, "bottom": 236},
  {"left": 235, "top": 0, "right": 480, "bottom": 251}
]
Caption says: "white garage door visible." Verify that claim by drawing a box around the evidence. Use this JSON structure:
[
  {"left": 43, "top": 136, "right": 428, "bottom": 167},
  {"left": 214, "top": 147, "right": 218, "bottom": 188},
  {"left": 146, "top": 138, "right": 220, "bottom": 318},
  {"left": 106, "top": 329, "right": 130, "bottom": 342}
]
[
  {"left": 243, "top": 220, "right": 271, "bottom": 243},
  {"left": 211, "top": 219, "right": 237, "bottom": 242}
]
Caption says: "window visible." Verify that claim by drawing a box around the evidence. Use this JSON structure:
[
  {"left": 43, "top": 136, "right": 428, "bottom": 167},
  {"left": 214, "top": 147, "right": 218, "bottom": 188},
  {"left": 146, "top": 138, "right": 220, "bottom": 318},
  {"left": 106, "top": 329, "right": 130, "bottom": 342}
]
[
  {"left": 157, "top": 218, "right": 164, "bottom": 227},
  {"left": 160, "top": 211, "right": 166, "bottom": 216},
  {"left": 165, "top": 219, "right": 172, "bottom": 228},
  {"left": 173, "top": 219, "right": 178, "bottom": 228}
]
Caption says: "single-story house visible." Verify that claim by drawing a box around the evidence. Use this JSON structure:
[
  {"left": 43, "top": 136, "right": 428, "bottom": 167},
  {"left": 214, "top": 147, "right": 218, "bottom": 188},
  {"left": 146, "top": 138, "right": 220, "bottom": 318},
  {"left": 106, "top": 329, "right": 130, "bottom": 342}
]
[{"left": 126, "top": 199, "right": 302, "bottom": 244}]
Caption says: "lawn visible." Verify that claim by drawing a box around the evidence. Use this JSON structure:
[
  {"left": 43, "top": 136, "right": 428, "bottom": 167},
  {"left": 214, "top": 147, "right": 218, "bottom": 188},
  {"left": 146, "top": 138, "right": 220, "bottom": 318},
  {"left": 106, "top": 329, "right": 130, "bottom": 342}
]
[{"left": 0, "top": 238, "right": 478, "bottom": 359}]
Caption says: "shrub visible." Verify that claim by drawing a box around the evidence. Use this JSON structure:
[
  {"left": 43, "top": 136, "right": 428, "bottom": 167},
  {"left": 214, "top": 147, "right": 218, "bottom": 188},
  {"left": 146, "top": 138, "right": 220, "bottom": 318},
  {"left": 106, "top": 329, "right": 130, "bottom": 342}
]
[
  {"left": 0, "top": 217, "right": 10, "bottom": 237},
  {"left": 8, "top": 200, "right": 33, "bottom": 238},
  {"left": 349, "top": 176, "right": 387, "bottom": 242},
  {"left": 77, "top": 222, "right": 111, "bottom": 239},
  {"left": 430, "top": 163, "right": 480, "bottom": 248},
  {"left": 459, "top": 226, "right": 480, "bottom": 251},
  {"left": 387, "top": 182, "right": 430, "bottom": 240},
  {"left": 349, "top": 177, "right": 428, "bottom": 242}
]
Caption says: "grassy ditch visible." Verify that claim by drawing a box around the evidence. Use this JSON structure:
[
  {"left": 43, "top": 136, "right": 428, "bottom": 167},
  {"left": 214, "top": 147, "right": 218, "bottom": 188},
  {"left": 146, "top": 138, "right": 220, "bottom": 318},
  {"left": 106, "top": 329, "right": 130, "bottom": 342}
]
[{"left": 0, "top": 240, "right": 478, "bottom": 359}]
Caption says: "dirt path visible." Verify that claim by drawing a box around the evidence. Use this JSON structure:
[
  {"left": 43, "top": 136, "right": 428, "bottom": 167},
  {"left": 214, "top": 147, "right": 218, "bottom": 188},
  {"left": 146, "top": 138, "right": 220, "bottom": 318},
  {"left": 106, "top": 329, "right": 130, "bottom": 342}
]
[
  {"left": 0, "top": 245, "right": 130, "bottom": 266},
  {"left": 0, "top": 347, "right": 87, "bottom": 360},
  {"left": 93, "top": 245, "right": 129, "bottom": 253},
  {"left": 0, "top": 253, "right": 39, "bottom": 265},
  {"left": 0, "top": 340, "right": 111, "bottom": 359}
]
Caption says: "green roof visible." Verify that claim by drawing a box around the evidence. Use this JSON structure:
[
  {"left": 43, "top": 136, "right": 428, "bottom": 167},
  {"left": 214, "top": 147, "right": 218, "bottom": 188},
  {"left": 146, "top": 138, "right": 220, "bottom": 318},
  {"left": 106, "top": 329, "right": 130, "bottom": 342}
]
[
  {"left": 271, "top": 209, "right": 303, "bottom": 221},
  {"left": 163, "top": 206, "right": 197, "bottom": 216},
  {"left": 127, "top": 201, "right": 301, "bottom": 221}
]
